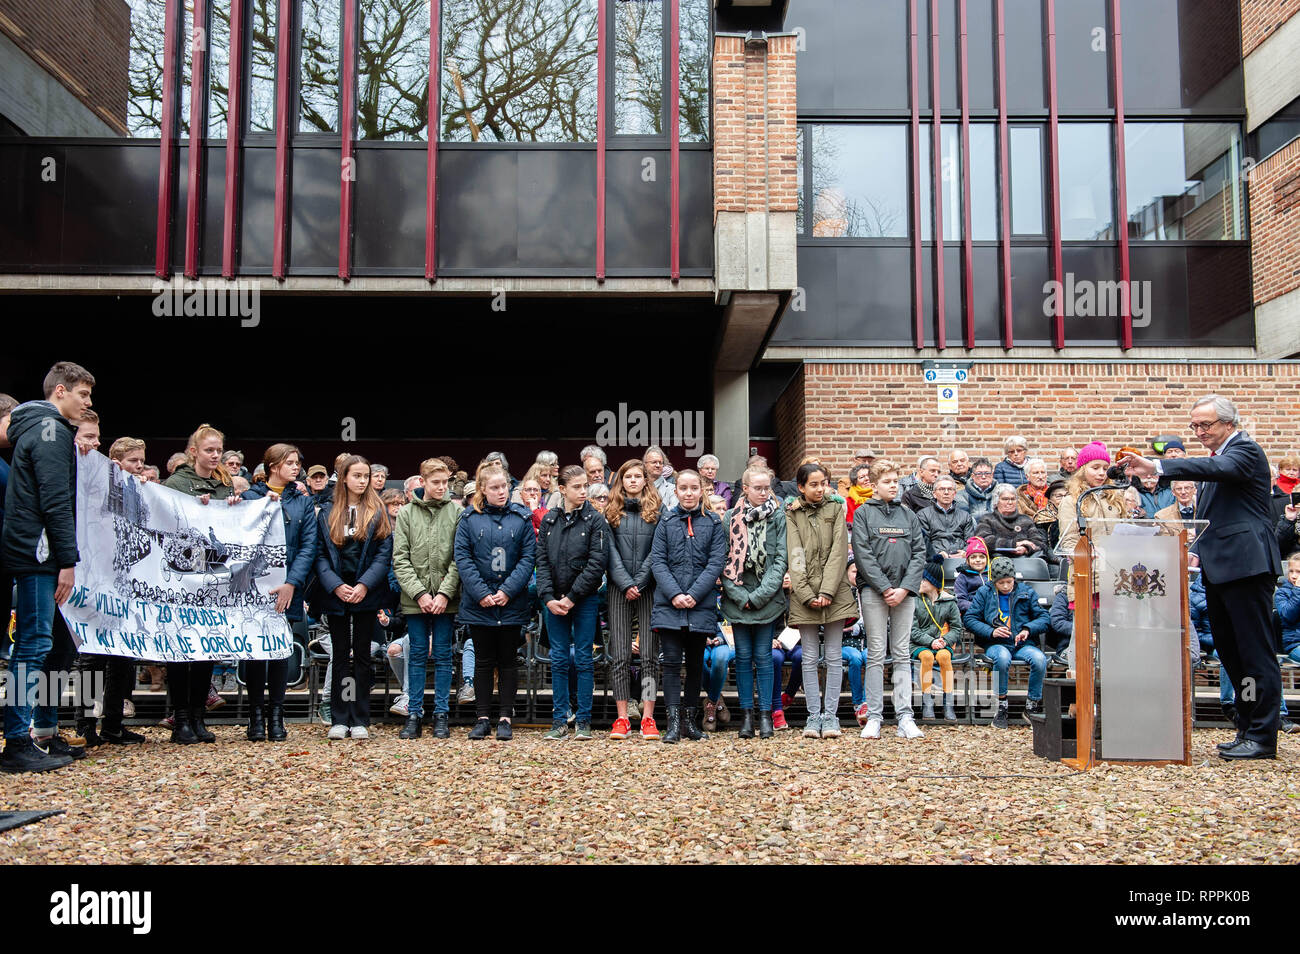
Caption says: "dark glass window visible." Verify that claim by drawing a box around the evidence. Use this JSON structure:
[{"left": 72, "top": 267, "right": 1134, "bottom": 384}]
[
  {"left": 208, "top": 1, "right": 232, "bottom": 138},
  {"left": 966, "top": 0, "right": 997, "bottom": 111},
  {"left": 124, "top": 0, "right": 171, "bottom": 137},
  {"left": 1054, "top": 0, "right": 1111, "bottom": 112},
  {"left": 969, "top": 123, "right": 998, "bottom": 239},
  {"left": 1120, "top": 0, "right": 1243, "bottom": 111},
  {"left": 793, "top": 0, "right": 909, "bottom": 112},
  {"left": 919, "top": 124, "right": 962, "bottom": 241},
  {"left": 1003, "top": 0, "right": 1045, "bottom": 112},
  {"left": 1124, "top": 123, "right": 1245, "bottom": 241},
  {"left": 1009, "top": 124, "right": 1044, "bottom": 235},
  {"left": 248, "top": 0, "right": 278, "bottom": 133},
  {"left": 1058, "top": 123, "right": 1114, "bottom": 240},
  {"left": 809, "top": 125, "right": 909, "bottom": 238},
  {"left": 440, "top": 0, "right": 598, "bottom": 142},
  {"left": 678, "top": 0, "right": 710, "bottom": 141},
  {"left": 358, "top": 0, "right": 431, "bottom": 141},
  {"left": 614, "top": 0, "right": 663, "bottom": 135},
  {"left": 299, "top": 0, "right": 341, "bottom": 132}
]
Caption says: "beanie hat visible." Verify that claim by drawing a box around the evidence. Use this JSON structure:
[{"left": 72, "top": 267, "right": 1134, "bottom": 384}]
[
  {"left": 1075, "top": 441, "right": 1111, "bottom": 469},
  {"left": 989, "top": 556, "right": 1016, "bottom": 581},
  {"left": 1152, "top": 436, "right": 1184, "bottom": 455},
  {"left": 964, "top": 537, "right": 988, "bottom": 557},
  {"left": 922, "top": 560, "right": 945, "bottom": 589}
]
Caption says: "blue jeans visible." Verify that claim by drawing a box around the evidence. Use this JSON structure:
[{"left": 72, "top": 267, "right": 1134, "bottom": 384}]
[
  {"left": 462, "top": 638, "right": 474, "bottom": 686},
  {"left": 547, "top": 594, "right": 598, "bottom": 724},
  {"left": 842, "top": 643, "right": 866, "bottom": 707},
  {"left": 5, "top": 573, "right": 56, "bottom": 741},
  {"left": 772, "top": 644, "right": 802, "bottom": 711},
  {"left": 733, "top": 622, "right": 775, "bottom": 711},
  {"left": 704, "top": 642, "right": 734, "bottom": 702},
  {"left": 406, "top": 613, "right": 455, "bottom": 716},
  {"left": 984, "top": 642, "right": 1046, "bottom": 700}
]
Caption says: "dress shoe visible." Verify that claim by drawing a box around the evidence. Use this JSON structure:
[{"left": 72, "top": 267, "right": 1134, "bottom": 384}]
[{"left": 1219, "top": 739, "right": 1276, "bottom": 760}]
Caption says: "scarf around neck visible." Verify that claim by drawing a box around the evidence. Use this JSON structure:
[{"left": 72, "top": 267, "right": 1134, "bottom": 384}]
[{"left": 723, "top": 495, "right": 779, "bottom": 583}]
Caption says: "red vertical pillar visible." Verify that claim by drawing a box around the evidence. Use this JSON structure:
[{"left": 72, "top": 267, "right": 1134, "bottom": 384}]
[
  {"left": 1110, "top": 0, "right": 1132, "bottom": 348},
  {"left": 184, "top": 0, "right": 209, "bottom": 278},
  {"left": 930, "top": 0, "right": 945, "bottom": 349},
  {"left": 155, "top": 0, "right": 180, "bottom": 278},
  {"left": 959, "top": 0, "right": 974, "bottom": 348},
  {"left": 909, "top": 0, "right": 924, "bottom": 348},
  {"left": 995, "top": 0, "right": 1013, "bottom": 347},
  {"left": 1045, "top": 0, "right": 1065, "bottom": 349},
  {"left": 222, "top": 0, "right": 245, "bottom": 278},
  {"left": 426, "top": 0, "right": 439, "bottom": 281},
  {"left": 669, "top": 0, "right": 680, "bottom": 282}
]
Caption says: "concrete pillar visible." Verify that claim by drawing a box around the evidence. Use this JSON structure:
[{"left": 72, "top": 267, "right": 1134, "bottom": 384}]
[{"left": 713, "top": 369, "right": 750, "bottom": 483}]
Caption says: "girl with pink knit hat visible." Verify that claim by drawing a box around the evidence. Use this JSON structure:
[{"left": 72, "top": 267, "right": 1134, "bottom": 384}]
[
  {"left": 954, "top": 536, "right": 990, "bottom": 616},
  {"left": 1057, "top": 441, "right": 1127, "bottom": 672}
]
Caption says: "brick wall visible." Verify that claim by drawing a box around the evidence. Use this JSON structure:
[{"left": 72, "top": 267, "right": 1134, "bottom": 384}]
[
  {"left": 712, "top": 33, "right": 797, "bottom": 216},
  {"left": 0, "top": 0, "right": 131, "bottom": 133},
  {"left": 1249, "top": 137, "right": 1300, "bottom": 305},
  {"left": 775, "top": 361, "right": 1300, "bottom": 481},
  {"left": 1241, "top": 0, "right": 1300, "bottom": 55}
]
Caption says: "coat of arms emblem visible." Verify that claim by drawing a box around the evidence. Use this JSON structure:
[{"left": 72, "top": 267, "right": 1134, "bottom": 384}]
[{"left": 1114, "top": 562, "right": 1166, "bottom": 599}]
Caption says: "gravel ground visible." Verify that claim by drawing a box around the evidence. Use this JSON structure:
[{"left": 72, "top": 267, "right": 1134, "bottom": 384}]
[{"left": 2, "top": 725, "right": 1297, "bottom": 864}]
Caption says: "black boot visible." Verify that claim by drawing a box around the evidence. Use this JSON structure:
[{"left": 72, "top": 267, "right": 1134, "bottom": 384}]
[
  {"left": 738, "top": 709, "right": 755, "bottom": 739},
  {"left": 247, "top": 706, "right": 266, "bottom": 742},
  {"left": 76, "top": 717, "right": 104, "bottom": 748},
  {"left": 191, "top": 707, "right": 216, "bottom": 743},
  {"left": 682, "top": 707, "right": 706, "bottom": 741},
  {"left": 170, "top": 709, "right": 198, "bottom": 745},
  {"left": 662, "top": 705, "right": 682, "bottom": 744},
  {"left": 432, "top": 712, "right": 450, "bottom": 739},
  {"left": 399, "top": 714, "right": 422, "bottom": 739},
  {"left": 0, "top": 737, "right": 74, "bottom": 774},
  {"left": 267, "top": 705, "right": 287, "bottom": 742},
  {"left": 759, "top": 710, "right": 774, "bottom": 738}
]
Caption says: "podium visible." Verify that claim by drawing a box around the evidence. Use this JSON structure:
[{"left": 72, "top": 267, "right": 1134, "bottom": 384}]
[{"left": 1054, "top": 509, "right": 1207, "bottom": 769}]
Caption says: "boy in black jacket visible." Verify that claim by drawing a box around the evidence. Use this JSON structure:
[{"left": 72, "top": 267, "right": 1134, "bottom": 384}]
[{"left": 1, "top": 361, "right": 95, "bottom": 774}]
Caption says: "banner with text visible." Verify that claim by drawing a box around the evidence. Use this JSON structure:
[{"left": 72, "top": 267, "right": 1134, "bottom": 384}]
[{"left": 59, "top": 451, "right": 294, "bottom": 661}]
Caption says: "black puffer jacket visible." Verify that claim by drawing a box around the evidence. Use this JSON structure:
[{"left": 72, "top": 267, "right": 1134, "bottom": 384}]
[
  {"left": 1, "top": 401, "right": 79, "bottom": 575},
  {"left": 975, "top": 508, "right": 1046, "bottom": 556},
  {"left": 607, "top": 497, "right": 657, "bottom": 593},
  {"left": 535, "top": 500, "right": 610, "bottom": 603}
]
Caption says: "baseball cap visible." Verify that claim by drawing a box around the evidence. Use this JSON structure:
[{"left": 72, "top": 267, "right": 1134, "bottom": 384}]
[{"left": 306, "top": 465, "right": 328, "bottom": 478}]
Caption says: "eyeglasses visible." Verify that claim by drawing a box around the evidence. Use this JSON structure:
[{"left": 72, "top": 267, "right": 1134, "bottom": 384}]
[
  {"left": 1189, "top": 421, "right": 1220, "bottom": 433},
  {"left": 592, "top": 495, "right": 609, "bottom": 501}
]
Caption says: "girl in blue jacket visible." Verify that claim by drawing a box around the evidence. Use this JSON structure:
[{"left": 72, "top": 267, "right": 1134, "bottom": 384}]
[
  {"left": 316, "top": 456, "right": 393, "bottom": 739},
  {"left": 650, "top": 470, "right": 728, "bottom": 743},
  {"left": 453, "top": 462, "right": 537, "bottom": 741},
  {"left": 241, "top": 443, "right": 318, "bottom": 742}
]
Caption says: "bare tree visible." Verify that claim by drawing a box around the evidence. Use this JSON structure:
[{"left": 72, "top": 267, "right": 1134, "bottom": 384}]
[{"left": 359, "top": 0, "right": 430, "bottom": 140}]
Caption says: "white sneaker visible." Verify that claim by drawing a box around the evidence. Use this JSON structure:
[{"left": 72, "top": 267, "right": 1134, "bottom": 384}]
[
  {"left": 122, "top": 699, "right": 135, "bottom": 718},
  {"left": 327, "top": 724, "right": 348, "bottom": 740},
  {"left": 897, "top": 718, "right": 924, "bottom": 739},
  {"left": 861, "top": 718, "right": 882, "bottom": 739},
  {"left": 389, "top": 694, "right": 409, "bottom": 717},
  {"left": 350, "top": 726, "right": 369, "bottom": 740}
]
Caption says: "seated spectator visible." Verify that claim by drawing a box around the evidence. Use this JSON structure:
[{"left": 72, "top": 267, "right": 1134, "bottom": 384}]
[
  {"left": 166, "top": 451, "right": 187, "bottom": 475},
  {"left": 770, "top": 623, "right": 802, "bottom": 731},
  {"left": 231, "top": 474, "right": 250, "bottom": 496},
  {"left": 954, "top": 537, "right": 990, "bottom": 615},
  {"left": 580, "top": 445, "right": 613, "bottom": 488},
  {"left": 963, "top": 557, "right": 1049, "bottom": 728},
  {"left": 697, "top": 454, "right": 733, "bottom": 508},
  {"left": 917, "top": 476, "right": 975, "bottom": 559},
  {"left": 948, "top": 449, "right": 971, "bottom": 486},
  {"left": 1033, "top": 479, "right": 1069, "bottom": 555},
  {"left": 706, "top": 493, "right": 728, "bottom": 518},
  {"left": 1155, "top": 480, "right": 1199, "bottom": 543},
  {"left": 1271, "top": 455, "right": 1299, "bottom": 523},
  {"left": 838, "top": 448, "right": 877, "bottom": 497},
  {"left": 1016, "top": 458, "right": 1052, "bottom": 515},
  {"left": 1123, "top": 485, "right": 1144, "bottom": 519},
  {"left": 994, "top": 436, "right": 1029, "bottom": 486},
  {"left": 588, "top": 482, "right": 610, "bottom": 516},
  {"left": 910, "top": 560, "right": 963, "bottom": 721},
  {"left": 900, "top": 456, "right": 942, "bottom": 511},
  {"left": 975, "top": 484, "right": 1047, "bottom": 560},
  {"left": 402, "top": 474, "right": 422, "bottom": 502},
  {"left": 516, "top": 473, "right": 548, "bottom": 534},
  {"left": 1151, "top": 435, "right": 1186, "bottom": 459},
  {"left": 1134, "top": 472, "right": 1173, "bottom": 518},
  {"left": 380, "top": 488, "right": 406, "bottom": 519},
  {"left": 844, "top": 463, "right": 873, "bottom": 524},
  {"left": 1057, "top": 447, "right": 1078, "bottom": 482},
  {"left": 1277, "top": 497, "right": 1300, "bottom": 556},
  {"left": 956, "top": 458, "right": 997, "bottom": 519},
  {"left": 703, "top": 622, "right": 734, "bottom": 732},
  {"left": 1047, "top": 584, "right": 1072, "bottom": 656},
  {"left": 1277, "top": 553, "right": 1300, "bottom": 667}
]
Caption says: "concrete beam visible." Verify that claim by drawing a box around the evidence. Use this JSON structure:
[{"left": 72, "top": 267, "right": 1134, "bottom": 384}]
[
  {"left": 1255, "top": 286, "right": 1300, "bottom": 360},
  {"left": 762, "top": 345, "right": 1261, "bottom": 361},
  {"left": 717, "top": 291, "right": 783, "bottom": 371},
  {"left": 1245, "top": 13, "right": 1300, "bottom": 132},
  {"left": 713, "top": 369, "right": 750, "bottom": 484}
]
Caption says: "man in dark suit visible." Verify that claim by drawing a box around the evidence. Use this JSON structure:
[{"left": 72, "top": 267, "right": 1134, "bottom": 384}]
[{"left": 1122, "top": 394, "right": 1282, "bottom": 760}]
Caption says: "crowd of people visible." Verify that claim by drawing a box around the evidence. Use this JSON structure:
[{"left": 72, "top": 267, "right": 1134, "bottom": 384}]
[{"left": 1, "top": 363, "right": 1296, "bottom": 774}]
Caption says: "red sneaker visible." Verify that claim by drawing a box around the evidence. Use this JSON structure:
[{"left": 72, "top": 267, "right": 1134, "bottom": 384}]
[
  {"left": 772, "top": 709, "right": 788, "bottom": 731},
  {"left": 781, "top": 692, "right": 793, "bottom": 711},
  {"left": 855, "top": 702, "right": 870, "bottom": 726},
  {"left": 610, "top": 717, "right": 631, "bottom": 740},
  {"left": 640, "top": 716, "right": 660, "bottom": 740}
]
